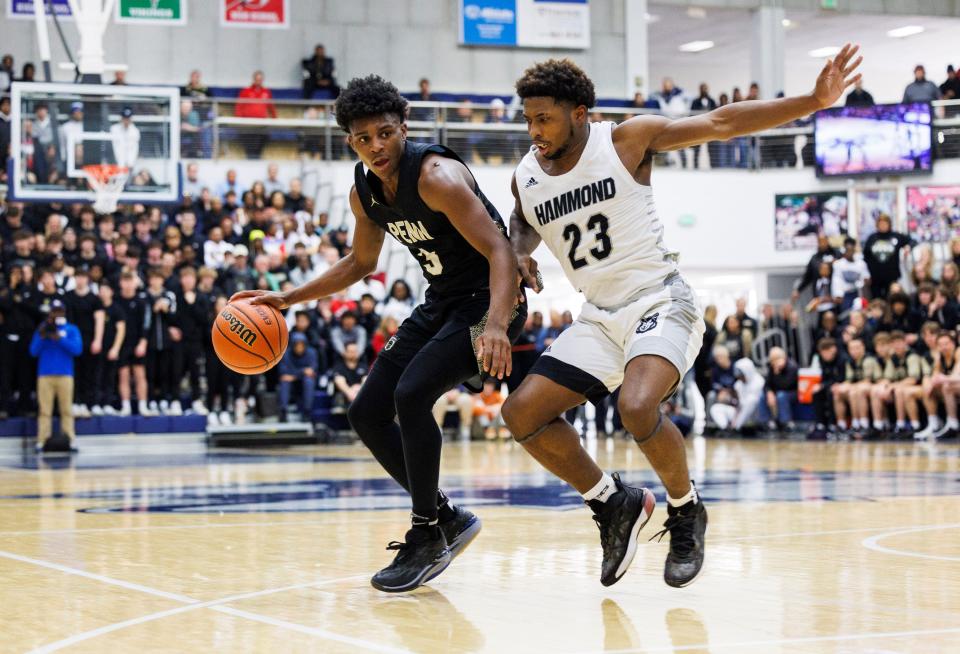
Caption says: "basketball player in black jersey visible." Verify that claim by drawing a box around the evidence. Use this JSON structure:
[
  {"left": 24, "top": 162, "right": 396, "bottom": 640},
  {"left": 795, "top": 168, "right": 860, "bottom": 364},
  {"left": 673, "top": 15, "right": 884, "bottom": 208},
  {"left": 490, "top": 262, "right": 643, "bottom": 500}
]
[{"left": 232, "top": 75, "right": 525, "bottom": 592}]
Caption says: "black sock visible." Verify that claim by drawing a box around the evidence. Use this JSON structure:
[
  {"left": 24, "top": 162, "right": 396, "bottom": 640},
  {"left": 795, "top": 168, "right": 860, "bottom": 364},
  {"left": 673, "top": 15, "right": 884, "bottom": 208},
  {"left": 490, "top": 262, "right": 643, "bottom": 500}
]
[{"left": 437, "top": 489, "right": 456, "bottom": 522}]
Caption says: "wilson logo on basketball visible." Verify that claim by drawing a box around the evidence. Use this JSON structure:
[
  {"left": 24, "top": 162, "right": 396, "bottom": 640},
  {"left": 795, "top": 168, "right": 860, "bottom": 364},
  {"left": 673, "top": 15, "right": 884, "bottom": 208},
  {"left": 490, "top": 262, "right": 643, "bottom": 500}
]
[
  {"left": 253, "top": 305, "right": 273, "bottom": 325},
  {"left": 220, "top": 310, "right": 258, "bottom": 346}
]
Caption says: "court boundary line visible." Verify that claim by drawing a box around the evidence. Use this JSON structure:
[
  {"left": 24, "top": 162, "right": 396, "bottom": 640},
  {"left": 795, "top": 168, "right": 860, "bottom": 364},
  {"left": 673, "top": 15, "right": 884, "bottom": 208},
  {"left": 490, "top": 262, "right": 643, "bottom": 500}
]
[
  {"left": 3, "top": 518, "right": 957, "bottom": 545},
  {"left": 861, "top": 523, "right": 960, "bottom": 562},
  {"left": 585, "top": 625, "right": 960, "bottom": 653},
  {"left": 0, "top": 550, "right": 405, "bottom": 654}
]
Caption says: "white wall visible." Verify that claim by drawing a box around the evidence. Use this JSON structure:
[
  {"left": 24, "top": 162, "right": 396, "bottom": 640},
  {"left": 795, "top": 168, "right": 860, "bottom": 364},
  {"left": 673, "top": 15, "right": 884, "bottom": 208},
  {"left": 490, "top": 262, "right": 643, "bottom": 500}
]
[
  {"left": 1, "top": 0, "right": 628, "bottom": 97},
  {"left": 192, "top": 156, "right": 960, "bottom": 315}
]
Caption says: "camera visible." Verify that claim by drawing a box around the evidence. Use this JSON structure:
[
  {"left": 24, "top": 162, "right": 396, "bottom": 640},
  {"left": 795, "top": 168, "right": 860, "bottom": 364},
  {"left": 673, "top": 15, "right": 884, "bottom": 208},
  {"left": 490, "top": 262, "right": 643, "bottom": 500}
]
[{"left": 41, "top": 320, "right": 60, "bottom": 338}]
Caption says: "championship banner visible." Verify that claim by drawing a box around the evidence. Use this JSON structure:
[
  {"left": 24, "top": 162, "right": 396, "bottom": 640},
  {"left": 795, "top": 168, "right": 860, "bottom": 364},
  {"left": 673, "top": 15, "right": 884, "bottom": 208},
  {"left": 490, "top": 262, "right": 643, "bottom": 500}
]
[
  {"left": 6, "top": 0, "right": 72, "bottom": 19},
  {"left": 459, "top": 0, "right": 590, "bottom": 49},
  {"left": 221, "top": 0, "right": 289, "bottom": 29},
  {"left": 116, "top": 0, "right": 186, "bottom": 25}
]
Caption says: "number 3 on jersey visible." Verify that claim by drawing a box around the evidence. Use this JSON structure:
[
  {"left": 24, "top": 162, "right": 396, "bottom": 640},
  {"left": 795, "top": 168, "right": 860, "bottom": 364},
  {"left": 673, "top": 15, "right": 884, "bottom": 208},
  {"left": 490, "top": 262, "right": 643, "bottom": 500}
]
[
  {"left": 416, "top": 248, "right": 443, "bottom": 275},
  {"left": 563, "top": 213, "right": 612, "bottom": 270}
]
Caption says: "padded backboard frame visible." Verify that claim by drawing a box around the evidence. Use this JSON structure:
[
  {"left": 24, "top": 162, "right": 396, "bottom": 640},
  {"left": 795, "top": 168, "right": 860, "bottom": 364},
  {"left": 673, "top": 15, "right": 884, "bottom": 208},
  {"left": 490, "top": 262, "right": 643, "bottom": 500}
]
[{"left": 9, "top": 81, "right": 181, "bottom": 205}]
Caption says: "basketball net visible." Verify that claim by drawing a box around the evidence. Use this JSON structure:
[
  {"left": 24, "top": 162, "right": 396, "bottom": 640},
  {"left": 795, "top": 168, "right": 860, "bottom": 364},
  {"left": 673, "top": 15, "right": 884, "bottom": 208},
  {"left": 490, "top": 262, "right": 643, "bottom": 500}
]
[{"left": 82, "top": 163, "right": 129, "bottom": 214}]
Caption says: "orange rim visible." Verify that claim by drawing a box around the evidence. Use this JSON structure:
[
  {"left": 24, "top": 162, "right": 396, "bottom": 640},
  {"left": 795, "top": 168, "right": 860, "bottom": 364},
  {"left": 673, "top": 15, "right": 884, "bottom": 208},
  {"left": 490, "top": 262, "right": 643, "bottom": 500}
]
[{"left": 82, "top": 164, "right": 129, "bottom": 184}]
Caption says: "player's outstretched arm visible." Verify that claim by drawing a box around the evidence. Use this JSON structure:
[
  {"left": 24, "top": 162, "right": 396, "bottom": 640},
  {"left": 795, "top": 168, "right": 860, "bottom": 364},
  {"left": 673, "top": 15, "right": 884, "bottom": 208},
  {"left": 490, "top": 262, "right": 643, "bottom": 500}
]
[
  {"left": 620, "top": 43, "right": 862, "bottom": 154},
  {"left": 230, "top": 186, "right": 384, "bottom": 309},
  {"left": 420, "top": 157, "right": 519, "bottom": 379},
  {"left": 509, "top": 172, "right": 543, "bottom": 294}
]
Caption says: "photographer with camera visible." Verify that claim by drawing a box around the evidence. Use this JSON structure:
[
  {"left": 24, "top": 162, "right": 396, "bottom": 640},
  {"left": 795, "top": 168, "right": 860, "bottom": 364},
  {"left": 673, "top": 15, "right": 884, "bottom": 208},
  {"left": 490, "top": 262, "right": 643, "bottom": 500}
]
[{"left": 29, "top": 299, "right": 82, "bottom": 452}]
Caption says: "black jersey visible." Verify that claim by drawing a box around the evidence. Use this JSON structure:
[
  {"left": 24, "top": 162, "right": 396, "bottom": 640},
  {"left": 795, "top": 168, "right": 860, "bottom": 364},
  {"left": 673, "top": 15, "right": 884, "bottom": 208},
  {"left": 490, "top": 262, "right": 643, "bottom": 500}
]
[
  {"left": 118, "top": 292, "right": 150, "bottom": 350},
  {"left": 101, "top": 302, "right": 126, "bottom": 351},
  {"left": 354, "top": 141, "right": 507, "bottom": 297},
  {"left": 65, "top": 289, "right": 103, "bottom": 347}
]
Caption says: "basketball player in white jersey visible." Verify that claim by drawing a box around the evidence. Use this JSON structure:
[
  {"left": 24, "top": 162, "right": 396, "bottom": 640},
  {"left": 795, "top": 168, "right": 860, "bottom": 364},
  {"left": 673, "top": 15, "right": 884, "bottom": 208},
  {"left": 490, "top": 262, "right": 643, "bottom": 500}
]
[{"left": 501, "top": 47, "right": 863, "bottom": 587}]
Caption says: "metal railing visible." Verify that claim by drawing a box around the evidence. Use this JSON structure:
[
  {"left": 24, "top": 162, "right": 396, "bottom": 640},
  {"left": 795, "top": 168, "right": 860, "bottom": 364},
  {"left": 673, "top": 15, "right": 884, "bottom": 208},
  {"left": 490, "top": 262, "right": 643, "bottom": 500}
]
[{"left": 180, "top": 96, "right": 960, "bottom": 169}]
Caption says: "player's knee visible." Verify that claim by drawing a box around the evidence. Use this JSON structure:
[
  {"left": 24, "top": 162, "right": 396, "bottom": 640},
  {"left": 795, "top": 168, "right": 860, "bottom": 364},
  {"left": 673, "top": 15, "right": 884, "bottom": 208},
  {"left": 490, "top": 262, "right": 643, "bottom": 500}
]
[
  {"left": 618, "top": 391, "right": 661, "bottom": 439},
  {"left": 393, "top": 376, "right": 431, "bottom": 418},
  {"left": 500, "top": 395, "right": 523, "bottom": 433}
]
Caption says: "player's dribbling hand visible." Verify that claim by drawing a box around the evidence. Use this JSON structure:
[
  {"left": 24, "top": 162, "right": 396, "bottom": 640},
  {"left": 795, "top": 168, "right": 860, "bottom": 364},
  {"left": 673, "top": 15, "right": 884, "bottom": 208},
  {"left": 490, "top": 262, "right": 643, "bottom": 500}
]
[
  {"left": 517, "top": 254, "right": 542, "bottom": 293},
  {"left": 813, "top": 43, "right": 863, "bottom": 109},
  {"left": 477, "top": 326, "right": 512, "bottom": 380},
  {"left": 229, "top": 290, "right": 291, "bottom": 310}
]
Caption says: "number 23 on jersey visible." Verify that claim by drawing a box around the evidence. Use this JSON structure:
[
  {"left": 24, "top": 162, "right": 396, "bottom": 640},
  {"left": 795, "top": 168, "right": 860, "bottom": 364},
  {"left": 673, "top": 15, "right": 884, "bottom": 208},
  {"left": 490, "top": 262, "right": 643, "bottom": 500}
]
[{"left": 562, "top": 213, "right": 612, "bottom": 270}]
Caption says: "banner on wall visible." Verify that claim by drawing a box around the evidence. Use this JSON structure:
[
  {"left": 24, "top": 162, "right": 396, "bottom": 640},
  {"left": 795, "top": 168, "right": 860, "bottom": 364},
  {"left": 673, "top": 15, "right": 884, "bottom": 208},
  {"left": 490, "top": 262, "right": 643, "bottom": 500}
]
[
  {"left": 221, "top": 0, "right": 288, "bottom": 29},
  {"left": 459, "top": 0, "right": 590, "bottom": 49},
  {"left": 774, "top": 192, "right": 849, "bottom": 251},
  {"left": 855, "top": 188, "right": 899, "bottom": 241},
  {"left": 906, "top": 185, "right": 960, "bottom": 243},
  {"left": 116, "top": 0, "right": 186, "bottom": 25},
  {"left": 6, "top": 0, "right": 72, "bottom": 19}
]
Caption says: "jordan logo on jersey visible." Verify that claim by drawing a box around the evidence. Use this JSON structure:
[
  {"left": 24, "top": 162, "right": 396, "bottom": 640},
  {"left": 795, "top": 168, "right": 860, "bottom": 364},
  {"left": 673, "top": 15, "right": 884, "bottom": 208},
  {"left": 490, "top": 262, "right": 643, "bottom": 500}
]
[
  {"left": 636, "top": 312, "right": 659, "bottom": 334},
  {"left": 532, "top": 177, "right": 616, "bottom": 226},
  {"left": 386, "top": 220, "right": 434, "bottom": 245}
]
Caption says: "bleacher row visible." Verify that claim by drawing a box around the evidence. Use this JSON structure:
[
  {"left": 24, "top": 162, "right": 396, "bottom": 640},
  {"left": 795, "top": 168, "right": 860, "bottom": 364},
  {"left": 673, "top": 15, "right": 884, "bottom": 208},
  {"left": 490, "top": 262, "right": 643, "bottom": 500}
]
[{"left": 0, "top": 388, "right": 349, "bottom": 438}]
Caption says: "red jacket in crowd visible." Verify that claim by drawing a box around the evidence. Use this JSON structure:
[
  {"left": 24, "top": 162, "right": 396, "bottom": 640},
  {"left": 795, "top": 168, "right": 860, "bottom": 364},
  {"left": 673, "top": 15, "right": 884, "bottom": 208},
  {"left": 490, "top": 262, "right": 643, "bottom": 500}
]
[{"left": 236, "top": 84, "right": 277, "bottom": 119}]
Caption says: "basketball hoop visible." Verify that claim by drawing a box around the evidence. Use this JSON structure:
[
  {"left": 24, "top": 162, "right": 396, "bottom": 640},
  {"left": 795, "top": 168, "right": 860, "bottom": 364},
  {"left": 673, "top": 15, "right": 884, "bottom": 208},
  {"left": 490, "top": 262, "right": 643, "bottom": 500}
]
[{"left": 82, "top": 164, "right": 129, "bottom": 214}]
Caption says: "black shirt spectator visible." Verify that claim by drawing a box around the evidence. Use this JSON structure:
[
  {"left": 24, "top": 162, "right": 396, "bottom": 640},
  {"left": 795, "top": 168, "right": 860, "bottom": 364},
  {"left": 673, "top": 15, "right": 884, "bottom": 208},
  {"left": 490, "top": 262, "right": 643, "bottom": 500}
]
[
  {"left": 409, "top": 78, "right": 436, "bottom": 122},
  {"left": 690, "top": 84, "right": 717, "bottom": 112},
  {"left": 940, "top": 65, "right": 960, "bottom": 100},
  {"left": 301, "top": 44, "right": 339, "bottom": 99},
  {"left": 793, "top": 235, "right": 841, "bottom": 300},
  {"left": 844, "top": 80, "right": 875, "bottom": 107},
  {"left": 862, "top": 214, "right": 911, "bottom": 298},
  {"left": 181, "top": 70, "right": 210, "bottom": 99},
  {"left": 733, "top": 299, "right": 758, "bottom": 339}
]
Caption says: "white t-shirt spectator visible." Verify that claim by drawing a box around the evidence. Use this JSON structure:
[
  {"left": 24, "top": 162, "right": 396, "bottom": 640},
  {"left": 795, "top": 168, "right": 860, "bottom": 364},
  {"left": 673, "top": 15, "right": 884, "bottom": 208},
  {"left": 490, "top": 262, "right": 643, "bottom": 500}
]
[
  {"left": 109, "top": 121, "right": 140, "bottom": 169},
  {"left": 831, "top": 256, "right": 871, "bottom": 298},
  {"left": 378, "top": 297, "right": 414, "bottom": 323},
  {"left": 204, "top": 239, "right": 234, "bottom": 269},
  {"left": 59, "top": 118, "right": 84, "bottom": 162}
]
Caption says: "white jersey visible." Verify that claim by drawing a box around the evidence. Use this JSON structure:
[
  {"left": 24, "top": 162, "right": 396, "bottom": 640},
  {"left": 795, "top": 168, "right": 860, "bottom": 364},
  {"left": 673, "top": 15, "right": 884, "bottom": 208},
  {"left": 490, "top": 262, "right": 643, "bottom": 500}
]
[{"left": 515, "top": 121, "right": 679, "bottom": 309}]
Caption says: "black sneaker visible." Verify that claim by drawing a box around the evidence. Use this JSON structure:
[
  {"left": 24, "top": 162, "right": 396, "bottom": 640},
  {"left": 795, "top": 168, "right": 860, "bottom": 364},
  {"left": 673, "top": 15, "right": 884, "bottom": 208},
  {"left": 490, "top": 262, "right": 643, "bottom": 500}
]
[
  {"left": 590, "top": 472, "right": 656, "bottom": 587},
  {"left": 438, "top": 505, "right": 482, "bottom": 560},
  {"left": 371, "top": 527, "right": 451, "bottom": 593},
  {"left": 651, "top": 496, "right": 707, "bottom": 588}
]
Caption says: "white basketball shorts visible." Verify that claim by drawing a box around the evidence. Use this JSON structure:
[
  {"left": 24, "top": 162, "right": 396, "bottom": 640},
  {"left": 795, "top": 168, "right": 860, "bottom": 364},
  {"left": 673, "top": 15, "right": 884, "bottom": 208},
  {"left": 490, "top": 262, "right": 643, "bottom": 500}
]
[{"left": 529, "top": 274, "right": 704, "bottom": 401}]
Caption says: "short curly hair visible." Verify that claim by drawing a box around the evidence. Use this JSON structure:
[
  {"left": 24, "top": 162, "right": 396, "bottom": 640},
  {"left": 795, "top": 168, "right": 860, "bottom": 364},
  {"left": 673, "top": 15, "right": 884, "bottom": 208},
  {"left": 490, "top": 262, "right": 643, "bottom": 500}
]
[
  {"left": 515, "top": 59, "right": 596, "bottom": 109},
  {"left": 334, "top": 74, "right": 408, "bottom": 133}
]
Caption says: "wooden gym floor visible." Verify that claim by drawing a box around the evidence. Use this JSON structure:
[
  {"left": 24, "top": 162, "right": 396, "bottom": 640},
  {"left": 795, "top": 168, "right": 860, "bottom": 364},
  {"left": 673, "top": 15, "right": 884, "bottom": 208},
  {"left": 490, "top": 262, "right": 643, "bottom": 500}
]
[{"left": 1, "top": 435, "right": 958, "bottom": 653}]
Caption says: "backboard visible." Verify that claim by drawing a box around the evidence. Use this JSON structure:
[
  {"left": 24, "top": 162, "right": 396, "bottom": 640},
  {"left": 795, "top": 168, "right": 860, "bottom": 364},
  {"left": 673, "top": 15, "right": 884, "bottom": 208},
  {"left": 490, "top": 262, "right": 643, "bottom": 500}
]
[{"left": 9, "top": 82, "right": 181, "bottom": 206}]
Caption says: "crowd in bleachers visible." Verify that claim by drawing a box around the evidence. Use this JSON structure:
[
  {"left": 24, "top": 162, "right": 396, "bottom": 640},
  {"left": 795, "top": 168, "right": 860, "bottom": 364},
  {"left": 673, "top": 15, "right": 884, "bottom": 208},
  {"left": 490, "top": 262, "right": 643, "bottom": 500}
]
[
  {"left": 693, "top": 220, "right": 960, "bottom": 441},
  {"left": 0, "top": 168, "right": 590, "bottom": 440},
  {"left": 4, "top": 49, "right": 960, "bottom": 443}
]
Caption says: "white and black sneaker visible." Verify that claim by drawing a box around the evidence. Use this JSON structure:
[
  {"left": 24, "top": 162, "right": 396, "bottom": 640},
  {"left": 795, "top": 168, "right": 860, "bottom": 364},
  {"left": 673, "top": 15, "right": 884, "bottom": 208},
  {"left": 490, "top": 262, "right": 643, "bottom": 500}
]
[
  {"left": 589, "top": 472, "right": 656, "bottom": 587},
  {"left": 370, "top": 527, "right": 451, "bottom": 593}
]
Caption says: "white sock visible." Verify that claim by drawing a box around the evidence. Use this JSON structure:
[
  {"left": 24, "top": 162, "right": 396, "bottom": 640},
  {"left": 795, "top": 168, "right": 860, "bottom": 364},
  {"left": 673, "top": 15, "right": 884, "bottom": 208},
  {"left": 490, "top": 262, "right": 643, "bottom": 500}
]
[
  {"left": 895, "top": 420, "right": 905, "bottom": 429},
  {"left": 581, "top": 472, "right": 617, "bottom": 503},
  {"left": 838, "top": 420, "right": 848, "bottom": 430},
  {"left": 873, "top": 420, "right": 885, "bottom": 430},
  {"left": 668, "top": 482, "right": 698, "bottom": 508},
  {"left": 946, "top": 418, "right": 959, "bottom": 429},
  {"left": 911, "top": 420, "right": 921, "bottom": 429},
  {"left": 928, "top": 416, "right": 941, "bottom": 430}
]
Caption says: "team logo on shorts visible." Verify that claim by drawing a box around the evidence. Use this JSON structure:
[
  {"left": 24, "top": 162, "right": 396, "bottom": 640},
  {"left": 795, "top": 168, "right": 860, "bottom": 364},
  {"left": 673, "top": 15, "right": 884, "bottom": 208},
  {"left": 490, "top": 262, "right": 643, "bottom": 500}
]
[
  {"left": 384, "top": 335, "right": 398, "bottom": 351},
  {"left": 636, "top": 312, "right": 660, "bottom": 334}
]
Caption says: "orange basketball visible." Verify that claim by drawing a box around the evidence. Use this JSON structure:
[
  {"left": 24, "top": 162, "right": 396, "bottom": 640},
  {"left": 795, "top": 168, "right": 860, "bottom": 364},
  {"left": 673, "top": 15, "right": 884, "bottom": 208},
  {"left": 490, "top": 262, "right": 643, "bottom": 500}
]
[{"left": 212, "top": 300, "right": 288, "bottom": 375}]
